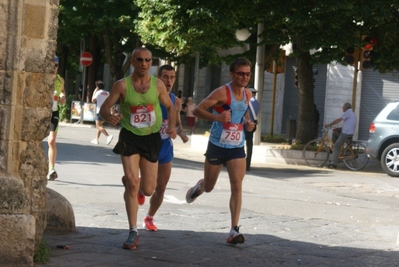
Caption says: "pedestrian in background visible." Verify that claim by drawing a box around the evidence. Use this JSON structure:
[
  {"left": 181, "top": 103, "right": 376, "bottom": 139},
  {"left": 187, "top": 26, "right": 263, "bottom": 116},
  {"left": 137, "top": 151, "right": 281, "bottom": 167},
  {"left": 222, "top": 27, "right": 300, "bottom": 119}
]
[
  {"left": 75, "top": 84, "right": 84, "bottom": 124},
  {"left": 314, "top": 104, "right": 320, "bottom": 138},
  {"left": 245, "top": 87, "right": 260, "bottom": 171},
  {"left": 185, "top": 96, "right": 196, "bottom": 134},
  {"left": 91, "top": 80, "right": 113, "bottom": 145}
]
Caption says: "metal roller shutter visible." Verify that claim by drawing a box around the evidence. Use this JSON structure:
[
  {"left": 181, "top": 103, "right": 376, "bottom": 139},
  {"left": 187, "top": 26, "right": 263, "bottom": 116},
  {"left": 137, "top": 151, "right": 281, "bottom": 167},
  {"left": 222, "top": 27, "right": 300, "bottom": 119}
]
[{"left": 359, "top": 70, "right": 399, "bottom": 140}]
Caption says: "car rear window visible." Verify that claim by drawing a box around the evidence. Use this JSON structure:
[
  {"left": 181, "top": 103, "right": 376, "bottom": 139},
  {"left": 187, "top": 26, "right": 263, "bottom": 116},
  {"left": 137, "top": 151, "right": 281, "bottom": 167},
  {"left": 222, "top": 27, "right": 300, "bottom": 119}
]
[{"left": 387, "top": 105, "right": 399, "bottom": 121}]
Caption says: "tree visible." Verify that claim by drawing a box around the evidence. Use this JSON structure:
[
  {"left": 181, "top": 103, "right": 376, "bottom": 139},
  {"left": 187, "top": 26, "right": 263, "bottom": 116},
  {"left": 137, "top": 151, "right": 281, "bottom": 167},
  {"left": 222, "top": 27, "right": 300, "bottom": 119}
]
[
  {"left": 57, "top": 0, "right": 141, "bottom": 98},
  {"left": 134, "top": 0, "right": 399, "bottom": 143},
  {"left": 133, "top": 0, "right": 260, "bottom": 66}
]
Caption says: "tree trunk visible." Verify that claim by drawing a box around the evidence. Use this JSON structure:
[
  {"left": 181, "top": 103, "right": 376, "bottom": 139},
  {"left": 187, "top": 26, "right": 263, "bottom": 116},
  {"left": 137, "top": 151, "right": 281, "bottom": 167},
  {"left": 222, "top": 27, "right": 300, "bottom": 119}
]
[
  {"left": 294, "top": 36, "right": 316, "bottom": 144},
  {"left": 87, "top": 34, "right": 100, "bottom": 102}
]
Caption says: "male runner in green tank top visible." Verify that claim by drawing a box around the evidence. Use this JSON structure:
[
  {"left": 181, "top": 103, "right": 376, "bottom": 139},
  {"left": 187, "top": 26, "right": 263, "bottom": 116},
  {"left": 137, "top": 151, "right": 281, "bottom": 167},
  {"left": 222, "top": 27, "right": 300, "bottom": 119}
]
[
  {"left": 47, "top": 56, "right": 65, "bottom": 180},
  {"left": 100, "top": 47, "right": 177, "bottom": 250}
]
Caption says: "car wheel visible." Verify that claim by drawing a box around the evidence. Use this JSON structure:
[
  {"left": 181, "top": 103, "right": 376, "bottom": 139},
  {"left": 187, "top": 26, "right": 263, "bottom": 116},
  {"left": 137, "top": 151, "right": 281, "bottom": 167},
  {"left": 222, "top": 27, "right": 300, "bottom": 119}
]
[{"left": 380, "top": 143, "right": 399, "bottom": 177}]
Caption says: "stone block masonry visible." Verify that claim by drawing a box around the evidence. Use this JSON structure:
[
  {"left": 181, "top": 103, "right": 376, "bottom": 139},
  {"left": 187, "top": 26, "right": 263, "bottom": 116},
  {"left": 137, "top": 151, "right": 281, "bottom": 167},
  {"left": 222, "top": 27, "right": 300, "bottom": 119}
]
[{"left": 0, "top": 0, "right": 60, "bottom": 266}]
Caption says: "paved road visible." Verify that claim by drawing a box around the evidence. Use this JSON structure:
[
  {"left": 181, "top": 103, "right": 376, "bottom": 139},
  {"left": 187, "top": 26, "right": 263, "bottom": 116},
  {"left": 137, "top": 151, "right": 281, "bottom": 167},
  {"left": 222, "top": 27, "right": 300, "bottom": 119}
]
[{"left": 41, "top": 123, "right": 399, "bottom": 266}]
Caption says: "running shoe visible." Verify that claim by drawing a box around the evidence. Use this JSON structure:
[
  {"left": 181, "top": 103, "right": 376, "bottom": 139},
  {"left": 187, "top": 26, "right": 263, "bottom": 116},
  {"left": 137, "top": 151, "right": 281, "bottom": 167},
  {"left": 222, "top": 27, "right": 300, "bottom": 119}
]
[
  {"left": 106, "top": 135, "right": 114, "bottom": 145},
  {"left": 143, "top": 216, "right": 158, "bottom": 231},
  {"left": 46, "top": 170, "right": 58, "bottom": 181},
  {"left": 226, "top": 226, "right": 245, "bottom": 245},
  {"left": 122, "top": 231, "right": 139, "bottom": 250},
  {"left": 91, "top": 139, "right": 99, "bottom": 144},
  {"left": 138, "top": 191, "right": 145, "bottom": 205},
  {"left": 185, "top": 179, "right": 204, "bottom": 203}
]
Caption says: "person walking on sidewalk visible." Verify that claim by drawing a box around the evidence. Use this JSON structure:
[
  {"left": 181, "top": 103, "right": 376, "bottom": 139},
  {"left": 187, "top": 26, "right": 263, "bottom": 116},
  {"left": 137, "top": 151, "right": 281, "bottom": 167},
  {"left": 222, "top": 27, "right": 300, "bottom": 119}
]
[
  {"left": 244, "top": 87, "right": 260, "bottom": 171},
  {"left": 142, "top": 64, "right": 189, "bottom": 232},
  {"left": 47, "top": 56, "right": 66, "bottom": 180},
  {"left": 99, "top": 47, "right": 177, "bottom": 250},
  {"left": 185, "top": 57, "right": 255, "bottom": 245},
  {"left": 324, "top": 102, "right": 357, "bottom": 169},
  {"left": 185, "top": 97, "right": 196, "bottom": 134},
  {"left": 91, "top": 80, "right": 113, "bottom": 145}
]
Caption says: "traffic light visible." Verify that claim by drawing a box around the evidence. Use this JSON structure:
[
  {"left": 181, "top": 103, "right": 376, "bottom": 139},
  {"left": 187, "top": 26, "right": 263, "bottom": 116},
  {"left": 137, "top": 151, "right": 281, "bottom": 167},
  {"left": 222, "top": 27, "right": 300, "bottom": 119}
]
[
  {"left": 343, "top": 46, "right": 358, "bottom": 66},
  {"left": 294, "top": 69, "right": 298, "bottom": 87},
  {"left": 360, "top": 36, "right": 379, "bottom": 70},
  {"left": 266, "top": 50, "right": 285, "bottom": 74}
]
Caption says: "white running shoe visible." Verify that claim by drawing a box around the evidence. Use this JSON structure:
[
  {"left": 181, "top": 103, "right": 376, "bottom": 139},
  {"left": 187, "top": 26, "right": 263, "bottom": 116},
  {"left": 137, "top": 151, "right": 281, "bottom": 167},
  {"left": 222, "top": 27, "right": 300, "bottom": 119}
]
[
  {"left": 91, "top": 139, "right": 99, "bottom": 144},
  {"left": 226, "top": 226, "right": 245, "bottom": 244},
  {"left": 186, "top": 179, "right": 204, "bottom": 203},
  {"left": 106, "top": 135, "right": 114, "bottom": 145},
  {"left": 47, "top": 170, "right": 58, "bottom": 181}
]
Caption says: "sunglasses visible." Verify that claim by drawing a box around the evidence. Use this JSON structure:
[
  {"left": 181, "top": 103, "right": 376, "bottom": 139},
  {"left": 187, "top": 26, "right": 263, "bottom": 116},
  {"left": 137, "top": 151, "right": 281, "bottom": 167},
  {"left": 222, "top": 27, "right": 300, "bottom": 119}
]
[
  {"left": 135, "top": 57, "right": 152, "bottom": 63},
  {"left": 234, "top": 71, "right": 251, "bottom": 77}
]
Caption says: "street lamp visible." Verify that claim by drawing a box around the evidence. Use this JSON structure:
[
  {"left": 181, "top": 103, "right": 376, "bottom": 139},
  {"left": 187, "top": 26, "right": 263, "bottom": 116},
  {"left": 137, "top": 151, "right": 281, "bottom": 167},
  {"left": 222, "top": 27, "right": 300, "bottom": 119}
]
[
  {"left": 235, "top": 26, "right": 264, "bottom": 145},
  {"left": 235, "top": 28, "right": 251, "bottom": 41}
]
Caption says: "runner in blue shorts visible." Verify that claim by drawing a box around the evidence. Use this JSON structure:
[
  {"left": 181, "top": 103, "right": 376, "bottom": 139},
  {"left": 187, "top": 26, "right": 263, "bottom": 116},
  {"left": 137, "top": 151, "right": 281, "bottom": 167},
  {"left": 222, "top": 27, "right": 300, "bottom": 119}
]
[
  {"left": 142, "top": 64, "right": 188, "bottom": 231},
  {"left": 185, "top": 58, "right": 256, "bottom": 245}
]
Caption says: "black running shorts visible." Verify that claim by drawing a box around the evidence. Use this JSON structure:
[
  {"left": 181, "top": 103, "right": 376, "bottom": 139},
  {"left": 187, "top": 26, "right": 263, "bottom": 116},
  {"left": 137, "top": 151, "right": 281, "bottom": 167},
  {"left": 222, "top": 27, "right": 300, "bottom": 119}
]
[
  {"left": 50, "top": 110, "right": 59, "bottom": 132},
  {"left": 204, "top": 141, "right": 245, "bottom": 165},
  {"left": 112, "top": 128, "right": 161, "bottom": 163}
]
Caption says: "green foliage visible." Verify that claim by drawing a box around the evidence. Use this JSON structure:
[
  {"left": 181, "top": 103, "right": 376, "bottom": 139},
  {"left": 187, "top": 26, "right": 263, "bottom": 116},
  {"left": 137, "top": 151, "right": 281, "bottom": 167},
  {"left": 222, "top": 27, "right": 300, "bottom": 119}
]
[
  {"left": 58, "top": 0, "right": 142, "bottom": 80},
  {"left": 59, "top": 95, "right": 74, "bottom": 122},
  {"left": 34, "top": 240, "right": 51, "bottom": 264},
  {"left": 134, "top": 0, "right": 259, "bottom": 66},
  {"left": 57, "top": 0, "right": 399, "bottom": 143},
  {"left": 290, "top": 140, "right": 305, "bottom": 151},
  {"left": 261, "top": 134, "right": 286, "bottom": 143},
  {"left": 132, "top": 0, "right": 399, "bottom": 144}
]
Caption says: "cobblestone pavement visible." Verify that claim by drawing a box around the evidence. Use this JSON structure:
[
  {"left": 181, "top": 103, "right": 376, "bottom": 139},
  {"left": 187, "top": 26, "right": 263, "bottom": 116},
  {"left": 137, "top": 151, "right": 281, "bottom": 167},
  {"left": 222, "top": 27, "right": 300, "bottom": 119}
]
[{"left": 41, "top": 123, "right": 399, "bottom": 267}]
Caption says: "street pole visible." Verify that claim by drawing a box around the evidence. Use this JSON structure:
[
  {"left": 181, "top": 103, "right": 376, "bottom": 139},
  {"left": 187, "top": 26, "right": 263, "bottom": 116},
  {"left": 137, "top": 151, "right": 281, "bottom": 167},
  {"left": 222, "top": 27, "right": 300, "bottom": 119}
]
[
  {"left": 351, "top": 46, "right": 361, "bottom": 110},
  {"left": 254, "top": 23, "right": 265, "bottom": 145},
  {"left": 80, "top": 66, "right": 86, "bottom": 123},
  {"left": 193, "top": 51, "right": 200, "bottom": 104},
  {"left": 271, "top": 61, "right": 277, "bottom": 135},
  {"left": 79, "top": 39, "right": 85, "bottom": 123}
]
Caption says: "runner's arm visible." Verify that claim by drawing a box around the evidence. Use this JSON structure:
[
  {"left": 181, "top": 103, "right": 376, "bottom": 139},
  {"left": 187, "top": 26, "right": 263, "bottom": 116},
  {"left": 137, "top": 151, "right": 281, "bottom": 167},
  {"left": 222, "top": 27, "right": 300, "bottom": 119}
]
[
  {"left": 100, "top": 80, "right": 124, "bottom": 126},
  {"left": 157, "top": 79, "right": 177, "bottom": 139},
  {"left": 193, "top": 86, "right": 230, "bottom": 123}
]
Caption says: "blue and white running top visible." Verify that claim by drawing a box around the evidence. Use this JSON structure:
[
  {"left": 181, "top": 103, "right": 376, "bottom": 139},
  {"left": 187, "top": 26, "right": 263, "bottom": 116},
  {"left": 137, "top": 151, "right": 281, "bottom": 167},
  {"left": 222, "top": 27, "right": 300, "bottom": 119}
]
[{"left": 209, "top": 83, "right": 249, "bottom": 148}]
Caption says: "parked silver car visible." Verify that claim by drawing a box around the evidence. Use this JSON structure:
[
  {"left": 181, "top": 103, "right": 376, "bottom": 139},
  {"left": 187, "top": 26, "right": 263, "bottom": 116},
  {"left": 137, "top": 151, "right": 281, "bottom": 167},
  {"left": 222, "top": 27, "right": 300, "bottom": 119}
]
[{"left": 366, "top": 102, "right": 399, "bottom": 177}]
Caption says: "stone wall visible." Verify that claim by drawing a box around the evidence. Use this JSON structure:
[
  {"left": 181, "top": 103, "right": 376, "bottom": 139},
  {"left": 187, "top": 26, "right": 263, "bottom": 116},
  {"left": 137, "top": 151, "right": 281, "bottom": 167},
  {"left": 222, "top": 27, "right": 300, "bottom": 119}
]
[{"left": 0, "top": 0, "right": 59, "bottom": 266}]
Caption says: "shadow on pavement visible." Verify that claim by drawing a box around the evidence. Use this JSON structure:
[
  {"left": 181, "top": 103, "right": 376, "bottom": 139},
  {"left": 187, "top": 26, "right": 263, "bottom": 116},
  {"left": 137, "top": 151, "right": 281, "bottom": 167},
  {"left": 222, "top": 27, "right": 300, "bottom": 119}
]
[
  {"left": 42, "top": 226, "right": 398, "bottom": 267},
  {"left": 43, "top": 142, "right": 354, "bottom": 179}
]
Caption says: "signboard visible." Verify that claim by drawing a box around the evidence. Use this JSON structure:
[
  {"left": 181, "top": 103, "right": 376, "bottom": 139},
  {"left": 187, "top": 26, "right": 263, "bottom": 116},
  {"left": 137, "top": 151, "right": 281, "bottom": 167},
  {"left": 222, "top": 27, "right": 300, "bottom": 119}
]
[
  {"left": 80, "top": 52, "right": 93, "bottom": 67},
  {"left": 71, "top": 101, "right": 82, "bottom": 120},
  {"left": 83, "top": 103, "right": 96, "bottom": 121},
  {"left": 71, "top": 102, "right": 120, "bottom": 122}
]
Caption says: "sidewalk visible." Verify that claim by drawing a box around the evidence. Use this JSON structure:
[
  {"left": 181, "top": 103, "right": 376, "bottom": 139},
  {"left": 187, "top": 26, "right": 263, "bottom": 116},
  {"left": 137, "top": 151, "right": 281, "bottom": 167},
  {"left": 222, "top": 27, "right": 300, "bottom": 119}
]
[{"left": 40, "top": 123, "right": 398, "bottom": 267}]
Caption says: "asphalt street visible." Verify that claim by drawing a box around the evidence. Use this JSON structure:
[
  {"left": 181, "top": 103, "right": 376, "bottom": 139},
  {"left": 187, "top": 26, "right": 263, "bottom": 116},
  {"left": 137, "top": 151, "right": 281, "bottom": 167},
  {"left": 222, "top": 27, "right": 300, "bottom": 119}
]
[{"left": 41, "top": 123, "right": 399, "bottom": 267}]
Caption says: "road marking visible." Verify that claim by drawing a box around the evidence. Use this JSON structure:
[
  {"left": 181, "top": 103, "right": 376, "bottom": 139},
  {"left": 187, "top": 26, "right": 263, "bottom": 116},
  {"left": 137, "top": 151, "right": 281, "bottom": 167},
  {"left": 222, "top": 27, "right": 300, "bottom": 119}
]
[{"left": 163, "top": 195, "right": 186, "bottom": 204}]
